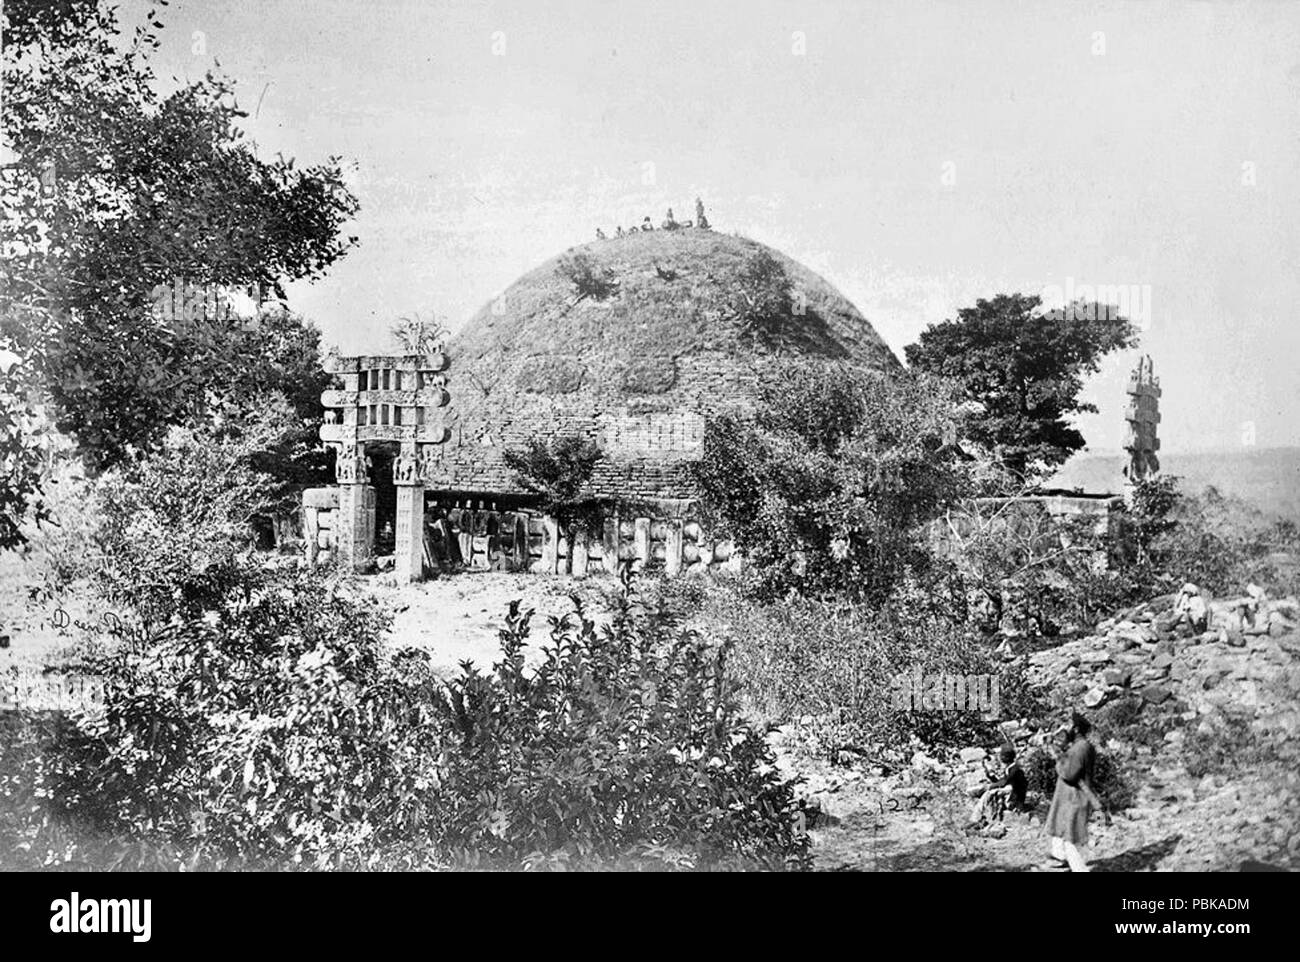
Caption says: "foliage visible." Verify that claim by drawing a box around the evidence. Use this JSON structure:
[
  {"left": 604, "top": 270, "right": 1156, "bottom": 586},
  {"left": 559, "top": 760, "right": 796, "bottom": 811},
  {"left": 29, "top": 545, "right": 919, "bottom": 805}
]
[
  {"left": 934, "top": 473, "right": 1300, "bottom": 635},
  {"left": 86, "top": 397, "right": 314, "bottom": 627},
  {"left": 0, "top": 0, "right": 358, "bottom": 473},
  {"left": 1094, "top": 694, "right": 1173, "bottom": 751},
  {"left": 904, "top": 293, "right": 1138, "bottom": 484},
  {"left": 1133, "top": 482, "right": 1300, "bottom": 597},
  {"left": 1, "top": 564, "right": 427, "bottom": 871},
  {"left": 1, "top": 582, "right": 809, "bottom": 871},
  {"left": 218, "top": 307, "right": 335, "bottom": 513},
  {"left": 1125, "top": 475, "right": 1182, "bottom": 552},
  {"left": 424, "top": 595, "right": 809, "bottom": 870},
  {"left": 694, "top": 361, "right": 970, "bottom": 603},
  {"left": 934, "top": 490, "right": 1124, "bottom": 634},
  {"left": 504, "top": 433, "right": 606, "bottom": 533},
  {"left": 220, "top": 306, "right": 333, "bottom": 423},
  {"left": 4, "top": 418, "right": 805, "bottom": 870},
  {"left": 389, "top": 312, "right": 448, "bottom": 356},
  {"left": 557, "top": 251, "right": 618, "bottom": 302},
  {"left": 0, "top": 348, "right": 50, "bottom": 549},
  {"left": 709, "top": 585, "right": 1047, "bottom": 758},
  {"left": 730, "top": 249, "right": 796, "bottom": 351}
]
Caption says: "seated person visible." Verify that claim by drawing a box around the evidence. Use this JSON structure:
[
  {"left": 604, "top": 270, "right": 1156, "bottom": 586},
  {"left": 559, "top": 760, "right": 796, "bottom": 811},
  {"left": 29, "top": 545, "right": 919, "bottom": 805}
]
[{"left": 968, "top": 745, "right": 1027, "bottom": 828}]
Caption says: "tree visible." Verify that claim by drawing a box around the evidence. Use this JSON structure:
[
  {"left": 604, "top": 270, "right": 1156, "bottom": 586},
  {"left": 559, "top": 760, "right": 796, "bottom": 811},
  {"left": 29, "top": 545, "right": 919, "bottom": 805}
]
[
  {"left": 389, "top": 311, "right": 448, "bottom": 355},
  {"left": 693, "top": 361, "right": 970, "bottom": 603},
  {"left": 215, "top": 306, "right": 337, "bottom": 512},
  {"left": 503, "top": 433, "right": 605, "bottom": 535},
  {"left": 219, "top": 305, "right": 333, "bottom": 424},
  {"left": 0, "top": 0, "right": 359, "bottom": 476},
  {"left": 904, "top": 293, "right": 1137, "bottom": 484}
]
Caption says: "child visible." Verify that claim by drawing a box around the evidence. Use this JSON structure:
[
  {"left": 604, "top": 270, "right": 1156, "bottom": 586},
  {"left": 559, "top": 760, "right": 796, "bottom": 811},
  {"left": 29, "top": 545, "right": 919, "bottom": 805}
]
[{"left": 968, "top": 744, "right": 1027, "bottom": 829}]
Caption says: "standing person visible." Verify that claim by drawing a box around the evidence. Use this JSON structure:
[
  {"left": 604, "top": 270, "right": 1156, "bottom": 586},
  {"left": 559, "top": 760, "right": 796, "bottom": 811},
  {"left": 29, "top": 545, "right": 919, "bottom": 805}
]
[{"left": 1043, "top": 711, "right": 1098, "bottom": 872}]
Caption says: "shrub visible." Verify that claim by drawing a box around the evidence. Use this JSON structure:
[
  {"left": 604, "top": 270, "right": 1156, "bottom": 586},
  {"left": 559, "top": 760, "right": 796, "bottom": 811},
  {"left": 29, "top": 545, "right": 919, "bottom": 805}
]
[
  {"left": 0, "top": 348, "right": 50, "bottom": 549},
  {"left": 1092, "top": 751, "right": 1136, "bottom": 811},
  {"left": 730, "top": 250, "right": 795, "bottom": 351},
  {"left": 708, "top": 585, "right": 1046, "bottom": 759},
  {"left": 87, "top": 411, "right": 290, "bottom": 627},
  {"left": 936, "top": 473, "right": 1300, "bottom": 636},
  {"left": 557, "top": 251, "right": 618, "bottom": 302},
  {"left": 3, "top": 574, "right": 808, "bottom": 871},
  {"left": 424, "top": 594, "right": 810, "bottom": 870},
  {"left": 1143, "top": 484, "right": 1300, "bottom": 597},
  {"left": 389, "top": 312, "right": 448, "bottom": 356},
  {"left": 503, "top": 433, "right": 607, "bottom": 535},
  {"left": 1023, "top": 746, "right": 1057, "bottom": 801},
  {"left": 1022, "top": 744, "right": 1133, "bottom": 813},
  {"left": 693, "top": 362, "right": 969, "bottom": 604},
  {"left": 27, "top": 565, "right": 417, "bottom": 870},
  {"left": 1094, "top": 694, "right": 1171, "bottom": 750}
]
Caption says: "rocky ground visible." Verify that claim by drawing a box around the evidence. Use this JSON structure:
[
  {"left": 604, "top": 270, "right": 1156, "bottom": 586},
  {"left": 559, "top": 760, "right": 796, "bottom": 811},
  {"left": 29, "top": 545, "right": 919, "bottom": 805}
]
[{"left": 777, "top": 587, "right": 1300, "bottom": 872}]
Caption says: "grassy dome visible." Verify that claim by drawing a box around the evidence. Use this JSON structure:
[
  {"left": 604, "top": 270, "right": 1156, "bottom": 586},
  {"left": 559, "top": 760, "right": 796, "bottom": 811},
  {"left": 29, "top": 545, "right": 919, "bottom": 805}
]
[
  {"left": 428, "top": 229, "right": 899, "bottom": 497},
  {"left": 450, "top": 229, "right": 897, "bottom": 411}
]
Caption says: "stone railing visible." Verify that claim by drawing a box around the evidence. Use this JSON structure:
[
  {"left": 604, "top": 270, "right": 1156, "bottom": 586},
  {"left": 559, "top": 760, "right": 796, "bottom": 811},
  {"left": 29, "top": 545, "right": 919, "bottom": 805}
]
[
  {"left": 301, "top": 490, "right": 739, "bottom": 578},
  {"left": 425, "top": 499, "right": 738, "bottom": 576}
]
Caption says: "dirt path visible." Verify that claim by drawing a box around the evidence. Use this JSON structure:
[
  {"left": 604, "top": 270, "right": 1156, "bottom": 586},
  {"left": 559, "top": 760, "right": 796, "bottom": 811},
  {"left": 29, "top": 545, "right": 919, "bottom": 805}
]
[
  {"left": 777, "top": 734, "right": 1298, "bottom": 872},
  {"left": 368, "top": 570, "right": 617, "bottom": 675}
]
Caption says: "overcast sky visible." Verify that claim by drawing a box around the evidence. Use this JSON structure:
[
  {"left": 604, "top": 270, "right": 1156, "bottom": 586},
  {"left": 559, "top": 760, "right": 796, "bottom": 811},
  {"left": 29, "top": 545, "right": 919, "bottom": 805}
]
[{"left": 130, "top": 0, "right": 1300, "bottom": 454}]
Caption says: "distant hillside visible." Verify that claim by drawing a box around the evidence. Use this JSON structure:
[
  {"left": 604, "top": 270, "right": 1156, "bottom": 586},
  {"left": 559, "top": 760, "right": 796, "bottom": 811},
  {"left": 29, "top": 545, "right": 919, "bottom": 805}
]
[{"left": 1049, "top": 447, "right": 1300, "bottom": 522}]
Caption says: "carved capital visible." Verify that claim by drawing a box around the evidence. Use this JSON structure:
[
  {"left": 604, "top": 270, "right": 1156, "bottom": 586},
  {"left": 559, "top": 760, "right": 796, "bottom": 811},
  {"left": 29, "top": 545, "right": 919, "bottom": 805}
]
[
  {"left": 392, "top": 454, "right": 428, "bottom": 486},
  {"left": 336, "top": 455, "right": 369, "bottom": 485}
]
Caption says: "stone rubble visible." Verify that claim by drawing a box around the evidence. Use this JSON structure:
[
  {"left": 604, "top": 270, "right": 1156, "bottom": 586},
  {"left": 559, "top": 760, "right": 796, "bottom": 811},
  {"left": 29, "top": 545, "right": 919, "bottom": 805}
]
[{"left": 777, "top": 582, "right": 1300, "bottom": 870}]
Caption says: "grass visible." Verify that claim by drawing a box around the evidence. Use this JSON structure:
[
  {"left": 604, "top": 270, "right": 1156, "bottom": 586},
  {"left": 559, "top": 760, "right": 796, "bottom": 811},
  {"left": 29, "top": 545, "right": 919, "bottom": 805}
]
[
  {"left": 434, "top": 229, "right": 902, "bottom": 496},
  {"left": 448, "top": 229, "right": 898, "bottom": 408}
]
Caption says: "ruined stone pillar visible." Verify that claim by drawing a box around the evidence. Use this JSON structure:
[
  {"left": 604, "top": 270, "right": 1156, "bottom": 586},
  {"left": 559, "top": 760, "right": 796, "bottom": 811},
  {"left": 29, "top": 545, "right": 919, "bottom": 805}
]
[
  {"left": 337, "top": 475, "right": 375, "bottom": 571},
  {"left": 602, "top": 516, "right": 620, "bottom": 574},
  {"left": 633, "top": 517, "right": 651, "bottom": 571},
  {"left": 393, "top": 449, "right": 425, "bottom": 583},
  {"left": 394, "top": 485, "right": 425, "bottom": 582},
  {"left": 665, "top": 519, "right": 683, "bottom": 576},
  {"left": 541, "top": 516, "right": 560, "bottom": 574},
  {"left": 571, "top": 525, "right": 589, "bottom": 578}
]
